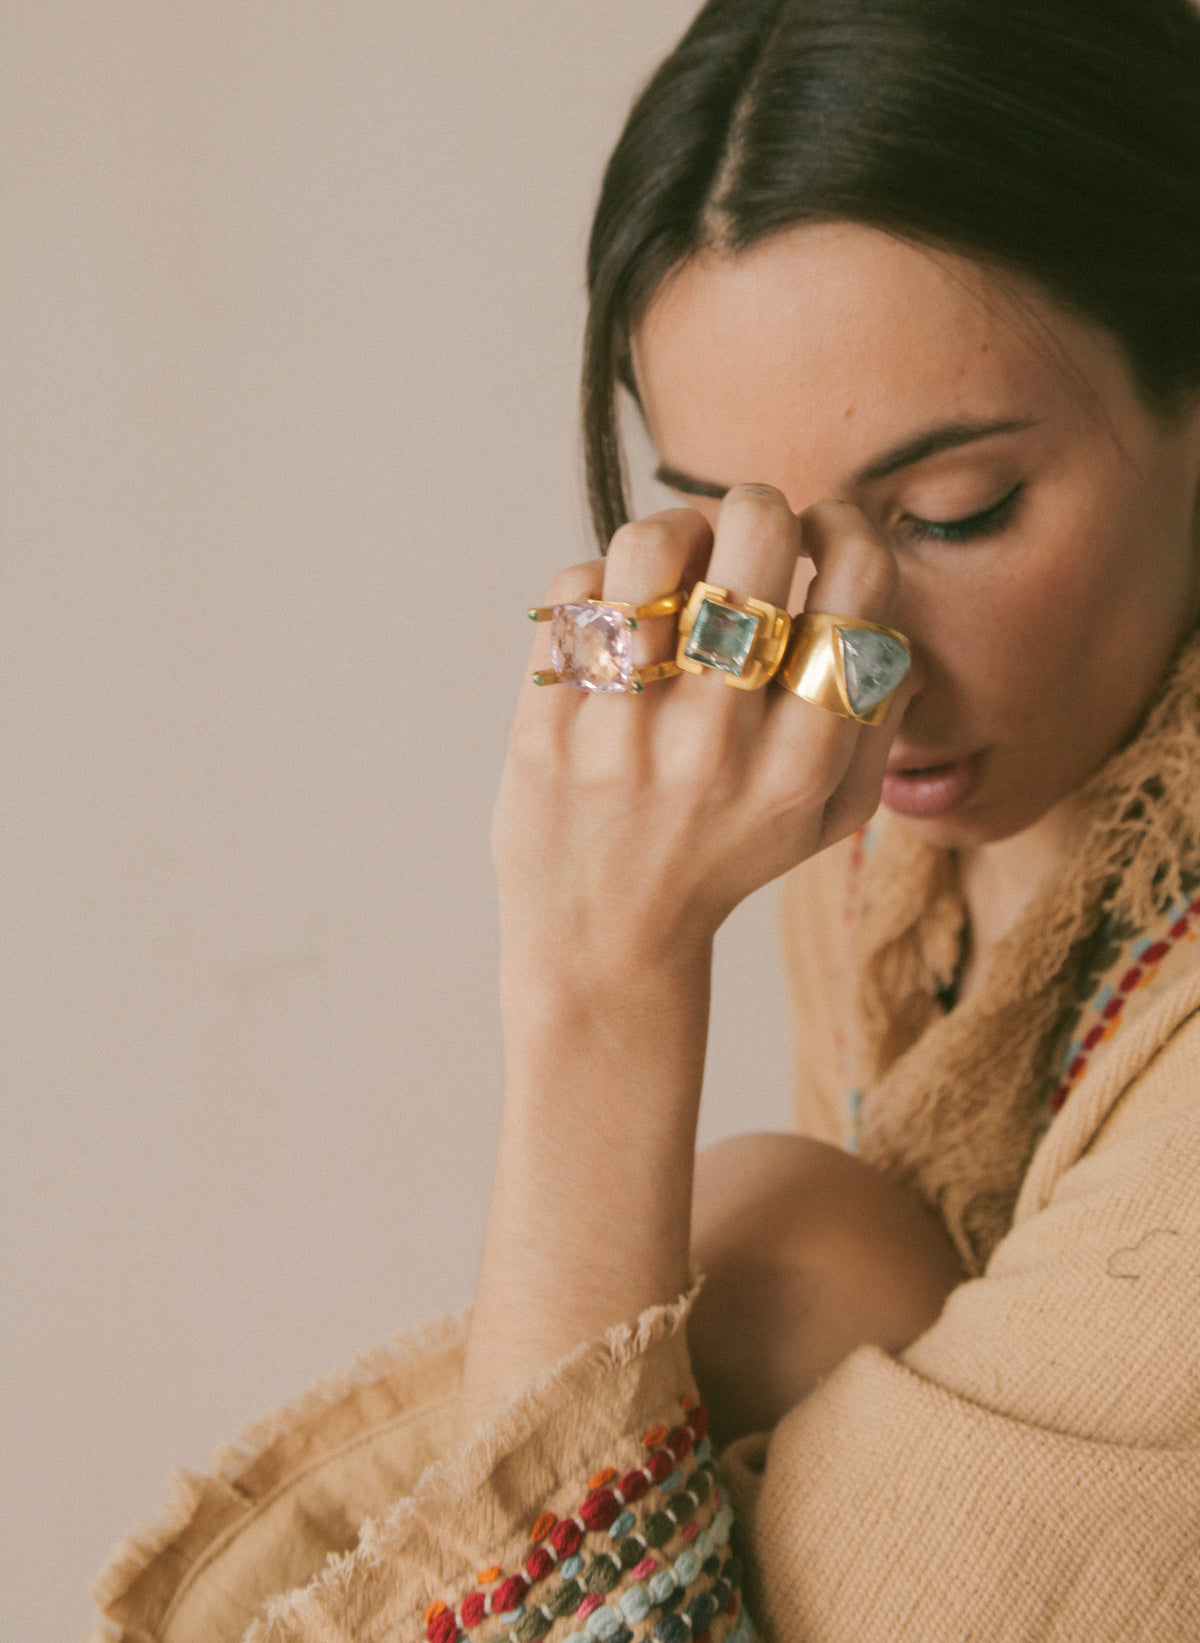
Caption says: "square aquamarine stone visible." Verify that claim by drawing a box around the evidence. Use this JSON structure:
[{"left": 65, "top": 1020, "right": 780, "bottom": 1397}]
[{"left": 684, "top": 599, "right": 760, "bottom": 675}]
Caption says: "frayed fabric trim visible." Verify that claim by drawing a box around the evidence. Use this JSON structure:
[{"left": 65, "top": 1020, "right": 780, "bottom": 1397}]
[
  {"left": 852, "top": 625, "right": 1200, "bottom": 1272},
  {"left": 245, "top": 1284, "right": 701, "bottom": 1642},
  {"left": 88, "top": 1284, "right": 701, "bottom": 1643},
  {"left": 87, "top": 1310, "right": 470, "bottom": 1641}
]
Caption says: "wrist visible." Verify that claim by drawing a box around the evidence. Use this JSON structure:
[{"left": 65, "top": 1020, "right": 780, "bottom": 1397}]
[
  {"left": 498, "top": 946, "right": 712, "bottom": 1134},
  {"left": 499, "top": 944, "right": 712, "bottom": 1044}
]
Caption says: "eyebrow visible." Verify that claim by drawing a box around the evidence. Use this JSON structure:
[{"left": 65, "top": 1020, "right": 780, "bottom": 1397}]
[{"left": 654, "top": 417, "right": 1038, "bottom": 499}]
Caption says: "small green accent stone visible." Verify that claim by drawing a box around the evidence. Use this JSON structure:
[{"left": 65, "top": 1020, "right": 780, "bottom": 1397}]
[{"left": 684, "top": 599, "right": 760, "bottom": 674}]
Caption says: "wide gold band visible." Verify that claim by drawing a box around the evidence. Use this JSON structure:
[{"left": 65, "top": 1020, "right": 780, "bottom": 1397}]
[
  {"left": 675, "top": 582, "right": 792, "bottom": 691},
  {"left": 775, "top": 612, "right": 911, "bottom": 725},
  {"left": 527, "top": 590, "right": 685, "bottom": 629}
]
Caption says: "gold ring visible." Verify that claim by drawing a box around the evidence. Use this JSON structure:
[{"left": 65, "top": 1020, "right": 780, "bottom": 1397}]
[
  {"left": 675, "top": 582, "right": 791, "bottom": 691},
  {"left": 533, "top": 659, "right": 682, "bottom": 692},
  {"left": 527, "top": 593, "right": 685, "bottom": 693},
  {"left": 527, "top": 590, "right": 685, "bottom": 629},
  {"left": 775, "top": 612, "right": 911, "bottom": 725}
]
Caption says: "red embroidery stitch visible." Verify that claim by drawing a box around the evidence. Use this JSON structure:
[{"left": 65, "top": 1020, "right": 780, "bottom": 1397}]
[
  {"left": 579, "top": 1488, "right": 621, "bottom": 1531},
  {"left": 549, "top": 1518, "right": 583, "bottom": 1559},
  {"left": 432, "top": 1397, "right": 713, "bottom": 1641},
  {"left": 646, "top": 1449, "right": 674, "bottom": 1483},
  {"left": 459, "top": 1592, "right": 486, "bottom": 1628},
  {"left": 524, "top": 1547, "right": 554, "bottom": 1583},
  {"left": 665, "top": 1425, "right": 693, "bottom": 1459},
  {"left": 1050, "top": 892, "right": 1200, "bottom": 1113},
  {"left": 490, "top": 1574, "right": 528, "bottom": 1613}
]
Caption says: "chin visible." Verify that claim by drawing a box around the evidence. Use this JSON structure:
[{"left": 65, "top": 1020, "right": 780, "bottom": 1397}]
[
  {"left": 880, "top": 786, "right": 1063, "bottom": 853},
  {"left": 884, "top": 807, "right": 998, "bottom": 851}
]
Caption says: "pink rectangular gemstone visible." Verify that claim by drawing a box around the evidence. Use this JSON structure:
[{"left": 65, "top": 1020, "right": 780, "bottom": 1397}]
[{"left": 550, "top": 603, "right": 633, "bottom": 691}]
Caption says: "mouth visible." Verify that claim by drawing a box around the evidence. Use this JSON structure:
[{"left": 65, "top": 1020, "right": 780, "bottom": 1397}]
[{"left": 881, "top": 749, "right": 985, "bottom": 820}]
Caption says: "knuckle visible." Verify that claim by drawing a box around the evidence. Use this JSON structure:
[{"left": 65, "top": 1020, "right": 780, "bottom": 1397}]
[
  {"left": 545, "top": 558, "right": 604, "bottom": 603},
  {"left": 847, "top": 544, "right": 899, "bottom": 610},
  {"left": 606, "top": 516, "right": 678, "bottom": 568},
  {"left": 506, "top": 716, "right": 555, "bottom": 771}
]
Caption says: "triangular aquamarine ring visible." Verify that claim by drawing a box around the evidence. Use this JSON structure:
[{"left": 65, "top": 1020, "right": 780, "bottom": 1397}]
[{"left": 775, "top": 611, "right": 911, "bottom": 725}]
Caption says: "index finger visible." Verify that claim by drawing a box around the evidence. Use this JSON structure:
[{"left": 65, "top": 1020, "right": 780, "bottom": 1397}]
[{"left": 762, "top": 499, "right": 904, "bottom": 778}]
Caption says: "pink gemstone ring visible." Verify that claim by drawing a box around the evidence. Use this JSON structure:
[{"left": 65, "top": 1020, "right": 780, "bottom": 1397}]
[{"left": 527, "top": 592, "right": 685, "bottom": 694}]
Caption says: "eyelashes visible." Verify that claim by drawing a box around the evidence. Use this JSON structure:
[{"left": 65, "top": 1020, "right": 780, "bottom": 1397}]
[
  {"left": 661, "top": 476, "right": 1027, "bottom": 545},
  {"left": 904, "top": 482, "right": 1025, "bottom": 543}
]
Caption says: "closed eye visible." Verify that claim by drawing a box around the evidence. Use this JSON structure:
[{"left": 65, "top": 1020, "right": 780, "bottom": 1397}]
[{"left": 904, "top": 482, "right": 1025, "bottom": 543}]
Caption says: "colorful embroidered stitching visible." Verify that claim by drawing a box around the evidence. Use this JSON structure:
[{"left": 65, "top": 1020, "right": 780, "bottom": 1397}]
[
  {"left": 424, "top": 1399, "right": 735, "bottom": 1643},
  {"left": 1050, "top": 887, "right": 1200, "bottom": 1113}
]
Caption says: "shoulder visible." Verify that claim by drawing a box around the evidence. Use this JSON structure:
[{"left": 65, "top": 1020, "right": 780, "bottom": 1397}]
[{"left": 896, "top": 943, "right": 1200, "bottom": 1450}]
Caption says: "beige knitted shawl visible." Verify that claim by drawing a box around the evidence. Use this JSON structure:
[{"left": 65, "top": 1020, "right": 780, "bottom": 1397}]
[{"left": 853, "top": 626, "right": 1200, "bottom": 1274}]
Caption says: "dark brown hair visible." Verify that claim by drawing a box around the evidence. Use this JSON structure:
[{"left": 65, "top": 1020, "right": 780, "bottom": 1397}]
[{"left": 582, "top": 0, "right": 1200, "bottom": 546}]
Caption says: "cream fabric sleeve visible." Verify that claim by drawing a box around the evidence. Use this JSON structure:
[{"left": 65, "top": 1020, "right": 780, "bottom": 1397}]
[
  {"left": 721, "top": 1006, "right": 1200, "bottom": 1642},
  {"left": 89, "top": 1288, "right": 750, "bottom": 1643}
]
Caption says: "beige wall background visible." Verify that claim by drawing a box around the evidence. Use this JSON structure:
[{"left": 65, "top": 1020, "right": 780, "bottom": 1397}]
[{"left": 0, "top": 6, "right": 791, "bottom": 1637}]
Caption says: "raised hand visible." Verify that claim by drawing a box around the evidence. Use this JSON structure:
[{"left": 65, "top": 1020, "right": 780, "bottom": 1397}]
[{"left": 458, "top": 486, "right": 913, "bottom": 1441}]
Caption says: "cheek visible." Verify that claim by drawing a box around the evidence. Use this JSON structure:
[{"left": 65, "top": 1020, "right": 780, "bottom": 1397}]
[{"left": 907, "top": 473, "right": 1192, "bottom": 737}]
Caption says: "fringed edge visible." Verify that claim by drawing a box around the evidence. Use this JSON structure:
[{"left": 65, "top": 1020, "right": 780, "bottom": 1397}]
[
  {"left": 209, "top": 1311, "right": 468, "bottom": 1485},
  {"left": 87, "top": 1309, "right": 469, "bottom": 1631},
  {"left": 245, "top": 1281, "right": 702, "bottom": 1641},
  {"left": 983, "top": 629, "right": 1200, "bottom": 1007},
  {"left": 1073, "top": 634, "right": 1200, "bottom": 931},
  {"left": 856, "top": 627, "right": 1200, "bottom": 1271},
  {"left": 856, "top": 821, "right": 963, "bottom": 1080}
]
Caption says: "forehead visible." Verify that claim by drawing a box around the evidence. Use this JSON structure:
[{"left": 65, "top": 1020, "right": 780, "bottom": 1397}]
[{"left": 631, "top": 223, "right": 1108, "bottom": 484}]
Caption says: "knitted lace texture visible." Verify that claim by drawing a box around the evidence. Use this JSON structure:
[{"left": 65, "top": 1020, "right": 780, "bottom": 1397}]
[{"left": 854, "top": 627, "right": 1200, "bottom": 1274}]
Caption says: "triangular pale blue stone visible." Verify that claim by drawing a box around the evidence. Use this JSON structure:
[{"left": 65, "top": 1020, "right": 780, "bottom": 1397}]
[{"left": 837, "top": 627, "right": 910, "bottom": 714}]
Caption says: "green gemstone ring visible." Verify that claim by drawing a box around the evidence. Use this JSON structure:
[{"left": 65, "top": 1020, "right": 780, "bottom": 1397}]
[{"left": 675, "top": 582, "right": 792, "bottom": 691}]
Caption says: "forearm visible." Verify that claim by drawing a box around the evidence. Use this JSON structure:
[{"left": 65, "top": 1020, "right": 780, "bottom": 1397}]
[
  {"left": 455, "top": 954, "right": 710, "bottom": 1441},
  {"left": 457, "top": 489, "right": 907, "bottom": 1445}
]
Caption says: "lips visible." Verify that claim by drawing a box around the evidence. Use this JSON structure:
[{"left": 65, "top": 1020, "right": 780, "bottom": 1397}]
[{"left": 881, "top": 750, "right": 984, "bottom": 820}]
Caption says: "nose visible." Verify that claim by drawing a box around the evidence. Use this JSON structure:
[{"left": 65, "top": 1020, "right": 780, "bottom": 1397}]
[{"left": 786, "top": 519, "right": 927, "bottom": 699}]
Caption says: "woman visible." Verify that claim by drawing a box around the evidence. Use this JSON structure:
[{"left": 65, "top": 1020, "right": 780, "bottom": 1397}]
[{"left": 92, "top": 1, "right": 1200, "bottom": 1638}]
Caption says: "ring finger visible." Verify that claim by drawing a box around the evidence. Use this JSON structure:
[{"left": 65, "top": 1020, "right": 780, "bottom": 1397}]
[{"left": 764, "top": 498, "right": 905, "bottom": 804}]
